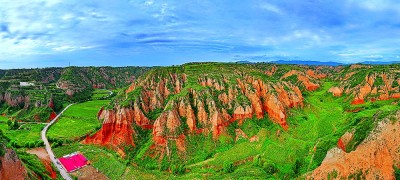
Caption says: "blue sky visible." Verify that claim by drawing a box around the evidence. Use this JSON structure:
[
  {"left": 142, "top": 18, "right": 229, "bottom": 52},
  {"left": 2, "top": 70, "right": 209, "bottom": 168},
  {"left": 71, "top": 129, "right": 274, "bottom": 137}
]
[{"left": 1, "top": 0, "right": 400, "bottom": 68}]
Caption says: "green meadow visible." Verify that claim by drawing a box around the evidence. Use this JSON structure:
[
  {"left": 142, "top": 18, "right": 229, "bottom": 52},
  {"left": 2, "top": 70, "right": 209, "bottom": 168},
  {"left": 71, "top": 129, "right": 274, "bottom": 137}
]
[{"left": 47, "top": 100, "right": 109, "bottom": 140}]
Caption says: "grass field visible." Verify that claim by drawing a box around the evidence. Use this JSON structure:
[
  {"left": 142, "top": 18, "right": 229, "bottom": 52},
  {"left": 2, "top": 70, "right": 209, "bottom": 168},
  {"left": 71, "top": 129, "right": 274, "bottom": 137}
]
[
  {"left": 47, "top": 100, "right": 109, "bottom": 140},
  {"left": 53, "top": 144, "right": 126, "bottom": 180}
]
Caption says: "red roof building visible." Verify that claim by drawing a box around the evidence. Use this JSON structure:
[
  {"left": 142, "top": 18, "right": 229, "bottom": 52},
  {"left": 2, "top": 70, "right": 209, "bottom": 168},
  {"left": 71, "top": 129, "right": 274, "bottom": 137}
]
[{"left": 58, "top": 152, "right": 88, "bottom": 173}]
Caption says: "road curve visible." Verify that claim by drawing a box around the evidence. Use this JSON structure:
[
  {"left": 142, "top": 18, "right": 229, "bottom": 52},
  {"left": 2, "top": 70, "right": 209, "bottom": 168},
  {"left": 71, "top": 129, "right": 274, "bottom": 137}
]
[{"left": 41, "top": 104, "right": 74, "bottom": 180}]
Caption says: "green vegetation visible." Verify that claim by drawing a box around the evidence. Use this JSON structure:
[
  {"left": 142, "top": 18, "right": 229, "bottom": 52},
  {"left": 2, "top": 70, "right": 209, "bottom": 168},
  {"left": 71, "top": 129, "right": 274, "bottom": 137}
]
[
  {"left": 47, "top": 100, "right": 109, "bottom": 140},
  {"left": 222, "top": 161, "right": 235, "bottom": 173},
  {"left": 395, "top": 166, "right": 400, "bottom": 180},
  {"left": 5, "top": 123, "right": 44, "bottom": 148}
]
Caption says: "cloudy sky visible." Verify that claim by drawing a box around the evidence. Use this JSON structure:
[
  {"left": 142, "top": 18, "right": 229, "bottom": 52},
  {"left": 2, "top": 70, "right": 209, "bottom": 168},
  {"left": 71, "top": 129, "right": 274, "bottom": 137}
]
[{"left": 1, "top": 0, "right": 400, "bottom": 68}]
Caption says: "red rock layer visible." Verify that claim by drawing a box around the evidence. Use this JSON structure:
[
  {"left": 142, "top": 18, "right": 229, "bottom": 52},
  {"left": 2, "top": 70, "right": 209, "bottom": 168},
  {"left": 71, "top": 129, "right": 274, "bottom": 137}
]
[
  {"left": 84, "top": 104, "right": 151, "bottom": 156},
  {"left": 328, "top": 87, "right": 343, "bottom": 97}
]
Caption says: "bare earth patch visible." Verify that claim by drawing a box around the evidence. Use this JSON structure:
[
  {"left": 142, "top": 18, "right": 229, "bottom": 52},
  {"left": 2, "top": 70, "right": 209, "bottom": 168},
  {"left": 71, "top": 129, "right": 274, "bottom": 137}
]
[
  {"left": 70, "top": 165, "right": 109, "bottom": 180},
  {"left": 27, "top": 148, "right": 57, "bottom": 179}
]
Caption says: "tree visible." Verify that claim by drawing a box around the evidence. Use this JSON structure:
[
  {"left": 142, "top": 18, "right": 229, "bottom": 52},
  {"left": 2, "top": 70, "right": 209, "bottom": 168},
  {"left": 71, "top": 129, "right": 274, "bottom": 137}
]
[
  {"left": 171, "top": 164, "right": 186, "bottom": 175},
  {"left": 395, "top": 167, "right": 400, "bottom": 180},
  {"left": 263, "top": 162, "right": 277, "bottom": 175},
  {"left": 293, "top": 159, "right": 303, "bottom": 176},
  {"left": 7, "top": 120, "right": 12, "bottom": 127},
  {"left": 12, "top": 121, "right": 19, "bottom": 130}
]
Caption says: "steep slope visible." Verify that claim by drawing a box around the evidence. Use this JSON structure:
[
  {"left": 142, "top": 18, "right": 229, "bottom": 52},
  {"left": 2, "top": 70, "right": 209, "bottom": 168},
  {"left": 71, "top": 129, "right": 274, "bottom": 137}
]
[
  {"left": 56, "top": 66, "right": 150, "bottom": 96},
  {"left": 310, "top": 111, "right": 400, "bottom": 179},
  {"left": 0, "top": 132, "right": 28, "bottom": 179},
  {"left": 85, "top": 63, "right": 325, "bottom": 158},
  {"left": 0, "top": 149, "right": 28, "bottom": 180}
]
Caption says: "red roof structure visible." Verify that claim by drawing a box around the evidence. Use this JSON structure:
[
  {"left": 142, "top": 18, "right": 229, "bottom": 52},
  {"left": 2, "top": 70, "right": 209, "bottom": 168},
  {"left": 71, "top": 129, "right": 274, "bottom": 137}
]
[{"left": 58, "top": 153, "right": 88, "bottom": 173}]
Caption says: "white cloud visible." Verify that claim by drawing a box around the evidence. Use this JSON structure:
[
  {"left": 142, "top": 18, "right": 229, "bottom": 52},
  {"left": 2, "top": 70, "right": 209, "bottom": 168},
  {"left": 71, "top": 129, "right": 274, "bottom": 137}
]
[
  {"left": 364, "top": 54, "right": 383, "bottom": 59},
  {"left": 52, "top": 45, "right": 96, "bottom": 52},
  {"left": 145, "top": 0, "right": 154, "bottom": 6},
  {"left": 348, "top": 0, "right": 400, "bottom": 11},
  {"left": 61, "top": 14, "right": 75, "bottom": 21},
  {"left": 260, "top": 3, "right": 282, "bottom": 14}
]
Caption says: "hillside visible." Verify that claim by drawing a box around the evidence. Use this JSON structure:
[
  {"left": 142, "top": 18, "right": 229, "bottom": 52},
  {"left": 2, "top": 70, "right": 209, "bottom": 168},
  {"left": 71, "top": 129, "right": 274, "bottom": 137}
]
[
  {"left": 82, "top": 63, "right": 400, "bottom": 179},
  {"left": 0, "top": 66, "right": 150, "bottom": 122}
]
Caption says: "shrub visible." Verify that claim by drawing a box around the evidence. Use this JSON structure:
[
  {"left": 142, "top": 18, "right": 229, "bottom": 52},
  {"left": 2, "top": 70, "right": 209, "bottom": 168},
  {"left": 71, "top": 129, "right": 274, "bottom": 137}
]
[
  {"left": 171, "top": 164, "right": 186, "bottom": 175},
  {"left": 223, "top": 161, "right": 235, "bottom": 173},
  {"left": 395, "top": 166, "right": 400, "bottom": 180},
  {"left": 263, "top": 162, "right": 277, "bottom": 175},
  {"left": 252, "top": 155, "right": 262, "bottom": 167},
  {"left": 292, "top": 159, "right": 303, "bottom": 176}
]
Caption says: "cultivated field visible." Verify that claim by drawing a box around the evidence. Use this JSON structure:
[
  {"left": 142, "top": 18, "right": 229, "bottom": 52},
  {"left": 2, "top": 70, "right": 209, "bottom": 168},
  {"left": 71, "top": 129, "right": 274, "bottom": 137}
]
[{"left": 47, "top": 100, "right": 109, "bottom": 140}]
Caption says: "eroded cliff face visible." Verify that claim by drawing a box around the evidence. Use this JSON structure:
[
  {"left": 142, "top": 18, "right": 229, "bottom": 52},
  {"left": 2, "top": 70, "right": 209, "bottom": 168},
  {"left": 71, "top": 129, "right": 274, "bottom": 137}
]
[
  {"left": 0, "top": 92, "right": 30, "bottom": 108},
  {"left": 0, "top": 149, "right": 28, "bottom": 180},
  {"left": 83, "top": 103, "right": 151, "bottom": 156},
  {"left": 86, "top": 65, "right": 322, "bottom": 157},
  {"left": 281, "top": 70, "right": 321, "bottom": 91},
  {"left": 0, "top": 92, "right": 56, "bottom": 122},
  {"left": 310, "top": 113, "right": 400, "bottom": 179}
]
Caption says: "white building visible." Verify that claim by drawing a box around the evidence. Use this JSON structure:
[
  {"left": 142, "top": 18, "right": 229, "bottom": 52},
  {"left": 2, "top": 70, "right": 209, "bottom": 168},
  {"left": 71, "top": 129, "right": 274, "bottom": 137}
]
[{"left": 20, "top": 82, "right": 35, "bottom": 86}]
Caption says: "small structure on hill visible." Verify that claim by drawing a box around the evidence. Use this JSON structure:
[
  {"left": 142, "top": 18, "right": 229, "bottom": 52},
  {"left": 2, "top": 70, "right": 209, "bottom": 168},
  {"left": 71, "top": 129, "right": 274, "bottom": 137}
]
[
  {"left": 58, "top": 152, "right": 88, "bottom": 173},
  {"left": 19, "top": 82, "right": 35, "bottom": 87}
]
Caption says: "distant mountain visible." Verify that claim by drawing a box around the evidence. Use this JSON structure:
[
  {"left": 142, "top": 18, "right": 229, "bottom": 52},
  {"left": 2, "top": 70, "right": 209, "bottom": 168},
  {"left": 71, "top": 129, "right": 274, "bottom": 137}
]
[
  {"left": 360, "top": 61, "right": 400, "bottom": 65},
  {"left": 270, "top": 60, "right": 343, "bottom": 66},
  {"left": 235, "top": 60, "right": 255, "bottom": 64},
  {"left": 237, "top": 60, "right": 400, "bottom": 66}
]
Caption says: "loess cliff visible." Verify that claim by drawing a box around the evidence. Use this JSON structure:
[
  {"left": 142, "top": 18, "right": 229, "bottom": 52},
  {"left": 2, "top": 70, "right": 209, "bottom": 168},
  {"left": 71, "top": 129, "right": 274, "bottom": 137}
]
[
  {"left": 310, "top": 111, "right": 400, "bottom": 179},
  {"left": 85, "top": 63, "right": 326, "bottom": 157},
  {"left": 0, "top": 149, "right": 28, "bottom": 180}
]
